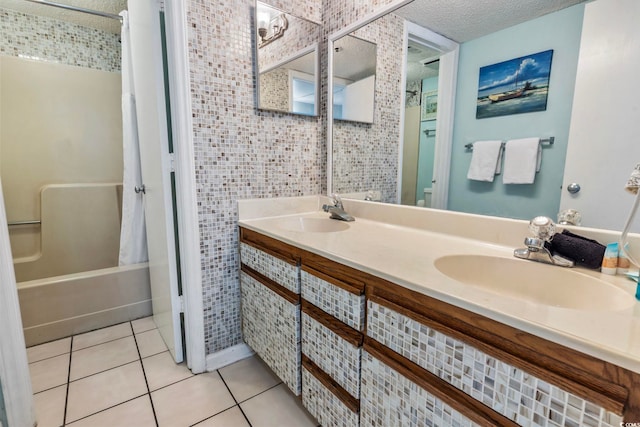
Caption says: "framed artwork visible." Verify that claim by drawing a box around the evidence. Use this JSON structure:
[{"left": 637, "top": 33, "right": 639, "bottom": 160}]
[
  {"left": 476, "top": 49, "right": 553, "bottom": 119},
  {"left": 421, "top": 90, "right": 437, "bottom": 121}
]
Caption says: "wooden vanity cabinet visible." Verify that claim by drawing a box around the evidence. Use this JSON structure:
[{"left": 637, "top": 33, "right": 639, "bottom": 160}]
[
  {"left": 239, "top": 227, "right": 640, "bottom": 425},
  {"left": 299, "top": 263, "right": 365, "bottom": 427},
  {"left": 239, "top": 228, "right": 302, "bottom": 395}
]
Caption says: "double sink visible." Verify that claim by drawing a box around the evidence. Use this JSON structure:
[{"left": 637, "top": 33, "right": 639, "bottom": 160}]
[{"left": 275, "top": 215, "right": 635, "bottom": 312}]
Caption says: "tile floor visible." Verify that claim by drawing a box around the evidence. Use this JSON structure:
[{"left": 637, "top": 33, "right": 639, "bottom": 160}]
[{"left": 28, "top": 317, "right": 319, "bottom": 427}]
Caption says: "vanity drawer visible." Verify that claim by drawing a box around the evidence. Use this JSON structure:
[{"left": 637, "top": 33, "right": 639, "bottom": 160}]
[
  {"left": 240, "top": 242, "right": 300, "bottom": 294},
  {"left": 302, "top": 364, "right": 359, "bottom": 427},
  {"left": 240, "top": 270, "right": 301, "bottom": 395},
  {"left": 366, "top": 299, "right": 623, "bottom": 427},
  {"left": 301, "top": 308, "right": 361, "bottom": 398},
  {"left": 300, "top": 265, "right": 365, "bottom": 330},
  {"left": 361, "top": 350, "right": 481, "bottom": 427}
]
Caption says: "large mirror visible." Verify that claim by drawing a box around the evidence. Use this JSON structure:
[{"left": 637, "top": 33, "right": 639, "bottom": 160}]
[
  {"left": 255, "top": 1, "right": 321, "bottom": 116},
  {"left": 328, "top": 0, "right": 640, "bottom": 232}
]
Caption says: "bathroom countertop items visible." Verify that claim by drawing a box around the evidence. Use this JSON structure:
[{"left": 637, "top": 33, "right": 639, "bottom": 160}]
[{"left": 550, "top": 229, "right": 606, "bottom": 269}]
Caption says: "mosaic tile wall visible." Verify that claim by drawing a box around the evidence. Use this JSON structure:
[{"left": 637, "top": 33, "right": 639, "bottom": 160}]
[
  {"left": 361, "top": 350, "right": 480, "bottom": 427},
  {"left": 187, "top": 0, "right": 324, "bottom": 354},
  {"left": 302, "top": 367, "right": 359, "bottom": 427},
  {"left": 367, "top": 301, "right": 624, "bottom": 427},
  {"left": 0, "top": 7, "right": 121, "bottom": 72},
  {"left": 187, "top": 0, "right": 403, "bottom": 355},
  {"left": 258, "top": 67, "right": 289, "bottom": 111},
  {"left": 330, "top": 13, "right": 404, "bottom": 203}
]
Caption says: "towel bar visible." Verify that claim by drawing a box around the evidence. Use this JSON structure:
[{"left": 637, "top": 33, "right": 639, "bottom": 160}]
[
  {"left": 465, "top": 137, "right": 554, "bottom": 151},
  {"left": 7, "top": 220, "right": 41, "bottom": 227}
]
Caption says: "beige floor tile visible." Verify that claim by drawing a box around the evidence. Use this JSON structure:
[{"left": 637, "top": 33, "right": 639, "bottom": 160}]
[
  {"left": 136, "top": 328, "right": 168, "bottom": 358},
  {"left": 151, "top": 372, "right": 236, "bottom": 427},
  {"left": 72, "top": 323, "right": 132, "bottom": 351},
  {"left": 33, "top": 385, "right": 66, "bottom": 427},
  {"left": 142, "top": 351, "right": 193, "bottom": 391},
  {"left": 70, "top": 336, "right": 139, "bottom": 381},
  {"left": 241, "top": 384, "right": 318, "bottom": 427},
  {"left": 27, "top": 337, "right": 71, "bottom": 364},
  {"left": 219, "top": 355, "right": 281, "bottom": 403},
  {"left": 194, "top": 406, "right": 250, "bottom": 427},
  {"left": 30, "top": 353, "right": 70, "bottom": 393},
  {"left": 132, "top": 316, "right": 157, "bottom": 334},
  {"left": 66, "top": 395, "right": 156, "bottom": 427},
  {"left": 66, "top": 361, "right": 148, "bottom": 423}
]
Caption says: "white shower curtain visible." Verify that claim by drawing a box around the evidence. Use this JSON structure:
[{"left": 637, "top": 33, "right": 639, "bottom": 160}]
[{"left": 118, "top": 11, "right": 148, "bottom": 265}]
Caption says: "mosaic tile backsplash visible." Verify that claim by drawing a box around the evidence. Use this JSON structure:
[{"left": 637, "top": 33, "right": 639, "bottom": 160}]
[
  {"left": 366, "top": 301, "right": 624, "bottom": 427},
  {"left": 0, "top": 7, "right": 121, "bottom": 72}
]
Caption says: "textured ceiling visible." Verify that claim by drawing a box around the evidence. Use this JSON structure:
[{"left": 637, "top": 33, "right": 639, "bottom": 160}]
[
  {"left": 0, "top": 0, "right": 126, "bottom": 33},
  {"left": 394, "top": 0, "right": 586, "bottom": 43}
]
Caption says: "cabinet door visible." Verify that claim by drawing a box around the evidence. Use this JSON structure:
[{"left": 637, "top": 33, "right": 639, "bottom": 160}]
[{"left": 240, "top": 270, "right": 301, "bottom": 395}]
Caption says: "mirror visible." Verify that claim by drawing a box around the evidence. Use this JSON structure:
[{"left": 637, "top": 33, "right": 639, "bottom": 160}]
[
  {"left": 329, "top": 0, "right": 640, "bottom": 231},
  {"left": 255, "top": 1, "right": 321, "bottom": 116},
  {"left": 332, "top": 35, "right": 377, "bottom": 123}
]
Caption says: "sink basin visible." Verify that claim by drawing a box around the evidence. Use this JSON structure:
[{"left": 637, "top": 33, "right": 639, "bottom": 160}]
[
  {"left": 276, "top": 217, "right": 350, "bottom": 233},
  {"left": 434, "top": 255, "right": 635, "bottom": 311}
]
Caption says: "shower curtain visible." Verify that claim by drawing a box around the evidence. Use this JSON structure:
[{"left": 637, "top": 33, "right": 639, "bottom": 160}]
[{"left": 118, "top": 11, "right": 148, "bottom": 265}]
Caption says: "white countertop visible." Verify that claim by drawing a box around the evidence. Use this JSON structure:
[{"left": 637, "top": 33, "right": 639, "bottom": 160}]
[{"left": 238, "top": 196, "right": 640, "bottom": 374}]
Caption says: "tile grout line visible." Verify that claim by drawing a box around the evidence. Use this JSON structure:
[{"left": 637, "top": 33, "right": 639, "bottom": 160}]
[
  {"left": 130, "top": 321, "right": 160, "bottom": 427},
  {"left": 213, "top": 370, "right": 254, "bottom": 427},
  {"left": 61, "top": 336, "right": 73, "bottom": 426}
]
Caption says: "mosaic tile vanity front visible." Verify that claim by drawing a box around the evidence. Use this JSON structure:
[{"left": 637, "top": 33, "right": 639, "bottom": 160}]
[
  {"left": 301, "top": 312, "right": 361, "bottom": 398},
  {"left": 240, "top": 270, "right": 301, "bottom": 395},
  {"left": 300, "top": 267, "right": 365, "bottom": 330},
  {"left": 366, "top": 300, "right": 624, "bottom": 427},
  {"left": 302, "top": 366, "right": 359, "bottom": 427},
  {"left": 240, "top": 242, "right": 300, "bottom": 293}
]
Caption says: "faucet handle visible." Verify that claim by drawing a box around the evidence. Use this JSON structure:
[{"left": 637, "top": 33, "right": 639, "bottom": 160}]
[
  {"left": 528, "top": 216, "right": 556, "bottom": 241},
  {"left": 330, "top": 193, "right": 344, "bottom": 209}
]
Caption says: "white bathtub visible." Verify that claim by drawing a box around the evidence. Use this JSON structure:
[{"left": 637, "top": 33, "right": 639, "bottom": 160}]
[{"left": 18, "top": 263, "right": 152, "bottom": 346}]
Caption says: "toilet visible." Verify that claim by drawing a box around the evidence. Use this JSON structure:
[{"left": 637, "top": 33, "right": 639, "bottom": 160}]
[{"left": 423, "top": 188, "right": 432, "bottom": 208}]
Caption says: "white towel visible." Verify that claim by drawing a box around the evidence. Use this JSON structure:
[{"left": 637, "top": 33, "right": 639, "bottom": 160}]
[
  {"left": 502, "top": 137, "right": 541, "bottom": 184},
  {"left": 466, "top": 140, "right": 503, "bottom": 182}
]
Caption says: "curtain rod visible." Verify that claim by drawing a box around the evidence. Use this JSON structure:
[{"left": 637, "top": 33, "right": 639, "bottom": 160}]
[{"left": 21, "top": 0, "right": 122, "bottom": 21}]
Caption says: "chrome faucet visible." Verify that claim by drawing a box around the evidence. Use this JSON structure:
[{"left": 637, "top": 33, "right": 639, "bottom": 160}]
[
  {"left": 513, "top": 216, "right": 574, "bottom": 267},
  {"left": 322, "top": 194, "right": 355, "bottom": 222}
]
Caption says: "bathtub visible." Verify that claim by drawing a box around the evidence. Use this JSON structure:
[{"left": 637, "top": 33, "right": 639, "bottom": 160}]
[{"left": 18, "top": 263, "right": 152, "bottom": 346}]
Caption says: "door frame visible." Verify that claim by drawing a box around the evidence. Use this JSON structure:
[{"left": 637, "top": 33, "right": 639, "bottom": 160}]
[
  {"left": 397, "top": 21, "right": 459, "bottom": 209},
  {"left": 163, "top": 0, "right": 206, "bottom": 373},
  {"left": 0, "top": 181, "right": 35, "bottom": 427}
]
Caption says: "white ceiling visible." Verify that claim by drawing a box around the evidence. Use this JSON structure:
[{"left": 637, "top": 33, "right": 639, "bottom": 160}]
[
  {"left": 0, "top": 0, "right": 126, "bottom": 33},
  {"left": 394, "top": 0, "right": 586, "bottom": 43}
]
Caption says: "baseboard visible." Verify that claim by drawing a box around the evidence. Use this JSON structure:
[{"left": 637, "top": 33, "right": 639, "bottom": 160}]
[{"left": 205, "top": 343, "right": 254, "bottom": 372}]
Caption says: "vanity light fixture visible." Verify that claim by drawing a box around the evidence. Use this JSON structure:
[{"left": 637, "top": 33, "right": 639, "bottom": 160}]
[{"left": 258, "top": 12, "right": 288, "bottom": 48}]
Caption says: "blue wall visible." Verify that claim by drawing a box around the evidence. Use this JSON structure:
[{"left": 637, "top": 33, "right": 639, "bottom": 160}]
[
  {"left": 447, "top": 4, "right": 584, "bottom": 220},
  {"left": 416, "top": 76, "right": 438, "bottom": 202}
]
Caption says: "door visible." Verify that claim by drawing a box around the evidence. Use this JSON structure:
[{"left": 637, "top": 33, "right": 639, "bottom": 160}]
[
  {"left": 0, "top": 179, "right": 35, "bottom": 427},
  {"left": 128, "top": 0, "right": 184, "bottom": 362},
  {"left": 560, "top": 0, "right": 640, "bottom": 231}
]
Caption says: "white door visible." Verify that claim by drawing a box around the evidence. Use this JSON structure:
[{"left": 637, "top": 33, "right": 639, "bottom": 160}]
[
  {"left": 0, "top": 179, "right": 35, "bottom": 427},
  {"left": 129, "top": 0, "right": 184, "bottom": 362},
  {"left": 560, "top": 0, "right": 640, "bottom": 231}
]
